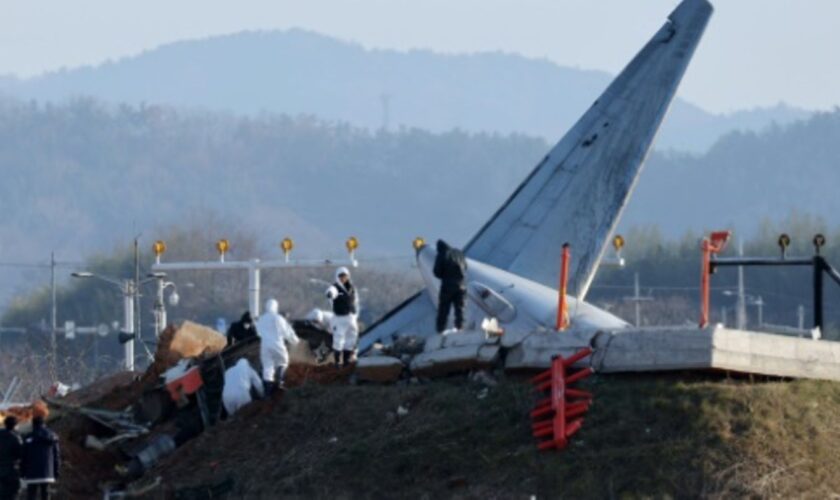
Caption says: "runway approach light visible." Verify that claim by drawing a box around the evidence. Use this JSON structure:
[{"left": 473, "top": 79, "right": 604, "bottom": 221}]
[
  {"left": 216, "top": 239, "right": 230, "bottom": 262},
  {"left": 281, "top": 237, "right": 294, "bottom": 262},
  {"left": 814, "top": 233, "right": 826, "bottom": 255},
  {"left": 778, "top": 233, "right": 791, "bottom": 258},
  {"left": 152, "top": 240, "right": 167, "bottom": 264},
  {"left": 612, "top": 235, "right": 625, "bottom": 252},
  {"left": 413, "top": 237, "right": 426, "bottom": 251},
  {"left": 346, "top": 236, "right": 359, "bottom": 253}
]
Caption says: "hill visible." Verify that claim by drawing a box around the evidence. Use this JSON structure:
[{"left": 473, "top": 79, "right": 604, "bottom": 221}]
[
  {"left": 0, "top": 98, "right": 839, "bottom": 310},
  {"left": 621, "top": 110, "right": 840, "bottom": 236},
  {"left": 56, "top": 373, "right": 840, "bottom": 498},
  {"left": 0, "top": 30, "right": 811, "bottom": 152}
]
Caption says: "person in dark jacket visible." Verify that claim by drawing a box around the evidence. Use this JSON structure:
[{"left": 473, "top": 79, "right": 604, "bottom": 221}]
[
  {"left": 325, "top": 267, "right": 360, "bottom": 367},
  {"left": 226, "top": 311, "right": 257, "bottom": 347},
  {"left": 433, "top": 239, "right": 468, "bottom": 333},
  {"left": 0, "top": 416, "right": 22, "bottom": 500},
  {"left": 20, "top": 404, "right": 59, "bottom": 500}
]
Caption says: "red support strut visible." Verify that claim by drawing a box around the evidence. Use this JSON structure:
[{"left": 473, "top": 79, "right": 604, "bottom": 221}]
[
  {"left": 698, "top": 230, "right": 731, "bottom": 328},
  {"left": 556, "top": 243, "right": 571, "bottom": 331}
]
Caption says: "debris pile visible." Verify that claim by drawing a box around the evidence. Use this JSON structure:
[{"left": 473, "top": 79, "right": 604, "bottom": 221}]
[
  {"left": 43, "top": 319, "right": 341, "bottom": 498},
  {"left": 47, "top": 320, "right": 543, "bottom": 497}
]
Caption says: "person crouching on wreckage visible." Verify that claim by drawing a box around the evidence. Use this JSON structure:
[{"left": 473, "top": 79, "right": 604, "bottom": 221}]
[
  {"left": 325, "top": 266, "right": 360, "bottom": 368},
  {"left": 256, "top": 298, "right": 300, "bottom": 394}
]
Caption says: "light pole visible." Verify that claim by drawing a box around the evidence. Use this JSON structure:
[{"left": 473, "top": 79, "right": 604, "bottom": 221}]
[
  {"left": 750, "top": 296, "right": 764, "bottom": 327},
  {"left": 797, "top": 304, "right": 805, "bottom": 330},
  {"left": 148, "top": 272, "right": 180, "bottom": 338},
  {"left": 71, "top": 271, "right": 158, "bottom": 371},
  {"left": 722, "top": 290, "right": 764, "bottom": 329},
  {"left": 623, "top": 272, "right": 652, "bottom": 327}
]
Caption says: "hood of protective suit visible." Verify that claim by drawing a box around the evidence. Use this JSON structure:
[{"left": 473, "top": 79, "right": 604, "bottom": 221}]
[
  {"left": 335, "top": 267, "right": 351, "bottom": 283},
  {"left": 265, "top": 299, "right": 279, "bottom": 315},
  {"left": 437, "top": 239, "right": 450, "bottom": 253}
]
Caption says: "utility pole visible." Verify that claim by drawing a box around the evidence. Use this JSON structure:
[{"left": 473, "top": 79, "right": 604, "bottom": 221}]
[
  {"left": 624, "top": 272, "right": 652, "bottom": 327},
  {"left": 797, "top": 304, "right": 805, "bottom": 330},
  {"left": 150, "top": 273, "right": 179, "bottom": 338},
  {"left": 736, "top": 240, "right": 747, "bottom": 330},
  {"left": 122, "top": 280, "right": 135, "bottom": 372},
  {"left": 380, "top": 93, "right": 391, "bottom": 131},
  {"left": 134, "top": 237, "right": 141, "bottom": 357},
  {"left": 633, "top": 272, "right": 641, "bottom": 327},
  {"left": 50, "top": 251, "right": 57, "bottom": 379}
]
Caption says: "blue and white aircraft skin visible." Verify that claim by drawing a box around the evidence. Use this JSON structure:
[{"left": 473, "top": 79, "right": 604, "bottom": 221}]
[{"left": 360, "top": 0, "right": 714, "bottom": 352}]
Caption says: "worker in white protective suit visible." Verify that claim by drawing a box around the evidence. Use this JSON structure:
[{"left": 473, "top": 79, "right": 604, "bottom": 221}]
[
  {"left": 325, "top": 267, "right": 360, "bottom": 368},
  {"left": 255, "top": 298, "right": 300, "bottom": 393},
  {"left": 222, "top": 358, "right": 264, "bottom": 416}
]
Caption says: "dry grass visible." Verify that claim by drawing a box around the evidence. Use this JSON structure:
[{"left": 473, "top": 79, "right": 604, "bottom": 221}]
[{"left": 127, "top": 373, "right": 840, "bottom": 499}]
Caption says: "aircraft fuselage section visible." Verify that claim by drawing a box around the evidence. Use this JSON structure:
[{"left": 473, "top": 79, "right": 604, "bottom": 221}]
[{"left": 416, "top": 245, "right": 629, "bottom": 341}]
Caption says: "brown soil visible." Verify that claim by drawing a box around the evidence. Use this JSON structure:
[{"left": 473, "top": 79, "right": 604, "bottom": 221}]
[
  {"left": 61, "top": 372, "right": 139, "bottom": 407},
  {"left": 102, "top": 375, "right": 840, "bottom": 499},
  {"left": 49, "top": 360, "right": 352, "bottom": 499}
]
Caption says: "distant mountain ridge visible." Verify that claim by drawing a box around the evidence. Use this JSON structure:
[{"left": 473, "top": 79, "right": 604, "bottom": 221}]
[{"left": 0, "top": 29, "right": 812, "bottom": 152}]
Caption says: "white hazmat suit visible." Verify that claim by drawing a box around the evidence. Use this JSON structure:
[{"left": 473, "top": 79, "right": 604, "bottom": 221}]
[
  {"left": 222, "top": 358, "right": 264, "bottom": 416},
  {"left": 325, "top": 267, "right": 360, "bottom": 353},
  {"left": 255, "top": 298, "right": 300, "bottom": 383}
]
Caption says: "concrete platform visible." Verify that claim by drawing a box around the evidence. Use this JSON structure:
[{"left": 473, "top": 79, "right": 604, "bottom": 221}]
[
  {"left": 410, "top": 331, "right": 501, "bottom": 377},
  {"left": 355, "top": 356, "right": 405, "bottom": 383},
  {"left": 505, "top": 326, "right": 840, "bottom": 382}
]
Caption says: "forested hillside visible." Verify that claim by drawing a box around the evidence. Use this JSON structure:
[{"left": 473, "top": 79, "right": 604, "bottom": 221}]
[{"left": 2, "top": 98, "right": 839, "bottom": 311}]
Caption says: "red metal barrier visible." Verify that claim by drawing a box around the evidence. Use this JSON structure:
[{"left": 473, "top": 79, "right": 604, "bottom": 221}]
[{"left": 530, "top": 347, "right": 593, "bottom": 451}]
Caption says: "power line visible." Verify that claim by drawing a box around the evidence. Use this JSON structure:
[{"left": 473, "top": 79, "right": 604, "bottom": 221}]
[{"left": 0, "top": 261, "right": 82, "bottom": 269}]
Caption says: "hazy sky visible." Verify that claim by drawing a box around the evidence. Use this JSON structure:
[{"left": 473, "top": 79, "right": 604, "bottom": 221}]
[{"left": 1, "top": 0, "right": 837, "bottom": 114}]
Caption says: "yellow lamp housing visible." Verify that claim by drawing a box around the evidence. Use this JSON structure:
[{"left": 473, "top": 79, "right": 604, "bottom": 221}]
[
  {"left": 413, "top": 237, "right": 426, "bottom": 251},
  {"left": 612, "top": 234, "right": 625, "bottom": 252},
  {"left": 346, "top": 236, "right": 359, "bottom": 253},
  {"left": 778, "top": 233, "right": 791, "bottom": 250},
  {"left": 777, "top": 233, "right": 791, "bottom": 258},
  {"left": 814, "top": 233, "right": 826, "bottom": 255},
  {"left": 152, "top": 240, "right": 167, "bottom": 257},
  {"left": 281, "top": 237, "right": 294, "bottom": 254},
  {"left": 216, "top": 239, "right": 230, "bottom": 256},
  {"left": 814, "top": 233, "right": 826, "bottom": 249}
]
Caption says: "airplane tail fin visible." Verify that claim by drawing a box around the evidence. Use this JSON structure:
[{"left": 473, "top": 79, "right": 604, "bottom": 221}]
[{"left": 463, "top": 0, "right": 713, "bottom": 300}]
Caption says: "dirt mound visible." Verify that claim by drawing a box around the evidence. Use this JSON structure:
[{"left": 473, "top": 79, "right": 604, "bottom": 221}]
[
  {"left": 60, "top": 431, "right": 123, "bottom": 497},
  {"left": 43, "top": 322, "right": 231, "bottom": 498},
  {"left": 286, "top": 363, "right": 353, "bottom": 386},
  {"left": 61, "top": 372, "right": 138, "bottom": 408},
  {"left": 123, "top": 375, "right": 840, "bottom": 498}
]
